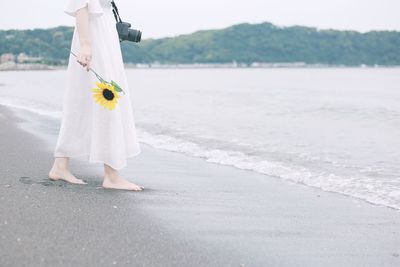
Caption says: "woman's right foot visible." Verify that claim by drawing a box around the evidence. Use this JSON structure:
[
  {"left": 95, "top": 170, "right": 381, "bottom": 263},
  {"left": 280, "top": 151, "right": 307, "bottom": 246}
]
[
  {"left": 102, "top": 175, "right": 144, "bottom": 191},
  {"left": 48, "top": 167, "right": 87, "bottom": 185}
]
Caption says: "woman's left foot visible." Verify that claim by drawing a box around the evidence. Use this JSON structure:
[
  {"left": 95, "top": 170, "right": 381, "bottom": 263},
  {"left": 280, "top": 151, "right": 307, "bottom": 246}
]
[{"left": 48, "top": 167, "right": 87, "bottom": 185}]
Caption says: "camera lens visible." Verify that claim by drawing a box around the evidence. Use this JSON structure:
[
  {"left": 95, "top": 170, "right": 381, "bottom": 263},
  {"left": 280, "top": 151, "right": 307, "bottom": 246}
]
[
  {"left": 128, "top": 29, "right": 142, "bottom": 43},
  {"left": 136, "top": 31, "right": 142, "bottom": 42}
]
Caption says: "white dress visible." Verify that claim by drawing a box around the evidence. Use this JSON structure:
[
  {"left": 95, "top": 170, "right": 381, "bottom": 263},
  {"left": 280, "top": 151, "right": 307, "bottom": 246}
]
[{"left": 54, "top": 0, "right": 141, "bottom": 170}]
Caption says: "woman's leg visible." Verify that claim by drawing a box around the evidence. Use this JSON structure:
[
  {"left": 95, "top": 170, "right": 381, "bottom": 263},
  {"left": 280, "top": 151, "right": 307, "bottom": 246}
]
[
  {"left": 102, "top": 164, "right": 144, "bottom": 191},
  {"left": 48, "top": 157, "right": 87, "bottom": 184}
]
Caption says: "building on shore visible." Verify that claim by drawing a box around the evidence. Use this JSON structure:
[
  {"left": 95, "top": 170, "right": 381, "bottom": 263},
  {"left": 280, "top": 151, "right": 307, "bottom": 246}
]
[
  {"left": 0, "top": 52, "right": 52, "bottom": 71},
  {"left": 1, "top": 53, "right": 44, "bottom": 64},
  {"left": 0, "top": 53, "right": 16, "bottom": 64},
  {"left": 17, "top": 53, "right": 43, "bottom": 63}
]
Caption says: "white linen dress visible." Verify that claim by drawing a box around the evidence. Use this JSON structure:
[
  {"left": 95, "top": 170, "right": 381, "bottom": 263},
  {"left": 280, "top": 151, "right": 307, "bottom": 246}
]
[{"left": 54, "top": 0, "right": 141, "bottom": 170}]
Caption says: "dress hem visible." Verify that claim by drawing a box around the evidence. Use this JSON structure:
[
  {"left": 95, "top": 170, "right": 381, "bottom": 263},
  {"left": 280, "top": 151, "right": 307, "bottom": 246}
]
[{"left": 53, "top": 148, "right": 142, "bottom": 170}]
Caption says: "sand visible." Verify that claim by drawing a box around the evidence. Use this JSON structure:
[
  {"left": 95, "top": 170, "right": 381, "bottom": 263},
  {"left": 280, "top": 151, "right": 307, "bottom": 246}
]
[{"left": 0, "top": 105, "right": 399, "bottom": 267}]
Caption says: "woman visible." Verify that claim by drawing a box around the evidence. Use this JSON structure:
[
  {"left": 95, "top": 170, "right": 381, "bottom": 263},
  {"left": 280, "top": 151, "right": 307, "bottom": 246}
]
[{"left": 48, "top": 0, "right": 144, "bottom": 191}]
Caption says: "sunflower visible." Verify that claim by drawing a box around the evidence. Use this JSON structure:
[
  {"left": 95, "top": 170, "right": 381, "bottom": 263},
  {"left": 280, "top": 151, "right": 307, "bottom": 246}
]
[{"left": 92, "top": 82, "right": 120, "bottom": 110}]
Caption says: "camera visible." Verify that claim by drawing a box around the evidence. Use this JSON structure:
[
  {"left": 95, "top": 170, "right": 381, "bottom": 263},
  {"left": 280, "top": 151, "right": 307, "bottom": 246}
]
[{"left": 116, "top": 21, "right": 142, "bottom": 43}]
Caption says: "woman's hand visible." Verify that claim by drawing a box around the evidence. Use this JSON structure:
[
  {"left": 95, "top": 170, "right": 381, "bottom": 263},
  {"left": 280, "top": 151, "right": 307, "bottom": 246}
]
[{"left": 77, "top": 44, "right": 92, "bottom": 71}]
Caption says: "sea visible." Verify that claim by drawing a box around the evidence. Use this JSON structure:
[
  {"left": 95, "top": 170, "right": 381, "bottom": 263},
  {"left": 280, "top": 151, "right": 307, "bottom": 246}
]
[{"left": 0, "top": 68, "right": 399, "bottom": 210}]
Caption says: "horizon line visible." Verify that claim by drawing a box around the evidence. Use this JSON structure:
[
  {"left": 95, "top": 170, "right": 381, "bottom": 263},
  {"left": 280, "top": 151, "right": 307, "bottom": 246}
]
[{"left": 1, "top": 21, "right": 399, "bottom": 39}]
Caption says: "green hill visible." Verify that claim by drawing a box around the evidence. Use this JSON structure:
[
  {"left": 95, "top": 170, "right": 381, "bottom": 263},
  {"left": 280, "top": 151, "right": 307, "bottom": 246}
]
[{"left": 1, "top": 22, "right": 399, "bottom": 66}]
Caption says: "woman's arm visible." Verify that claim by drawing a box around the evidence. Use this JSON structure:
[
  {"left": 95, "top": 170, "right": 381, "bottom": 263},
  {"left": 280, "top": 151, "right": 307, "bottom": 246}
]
[{"left": 76, "top": 5, "right": 92, "bottom": 71}]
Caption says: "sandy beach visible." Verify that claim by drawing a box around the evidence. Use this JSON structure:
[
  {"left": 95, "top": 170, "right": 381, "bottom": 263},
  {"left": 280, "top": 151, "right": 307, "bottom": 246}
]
[{"left": 0, "top": 104, "right": 399, "bottom": 266}]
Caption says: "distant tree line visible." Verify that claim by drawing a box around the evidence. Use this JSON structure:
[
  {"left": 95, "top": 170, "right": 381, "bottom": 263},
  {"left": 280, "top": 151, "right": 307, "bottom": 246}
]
[{"left": 0, "top": 22, "right": 399, "bottom": 66}]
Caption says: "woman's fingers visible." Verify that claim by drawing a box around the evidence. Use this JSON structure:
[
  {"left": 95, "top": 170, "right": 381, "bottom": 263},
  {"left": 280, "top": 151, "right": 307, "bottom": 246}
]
[
  {"left": 85, "top": 56, "right": 91, "bottom": 71},
  {"left": 76, "top": 44, "right": 92, "bottom": 71},
  {"left": 77, "top": 55, "right": 91, "bottom": 71}
]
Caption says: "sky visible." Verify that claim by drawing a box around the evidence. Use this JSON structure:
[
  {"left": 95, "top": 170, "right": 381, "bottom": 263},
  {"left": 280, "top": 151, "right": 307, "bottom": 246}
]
[{"left": 2, "top": 0, "right": 400, "bottom": 38}]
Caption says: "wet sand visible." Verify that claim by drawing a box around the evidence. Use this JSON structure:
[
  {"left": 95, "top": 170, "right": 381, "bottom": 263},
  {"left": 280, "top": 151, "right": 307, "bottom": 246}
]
[{"left": 0, "top": 105, "right": 399, "bottom": 267}]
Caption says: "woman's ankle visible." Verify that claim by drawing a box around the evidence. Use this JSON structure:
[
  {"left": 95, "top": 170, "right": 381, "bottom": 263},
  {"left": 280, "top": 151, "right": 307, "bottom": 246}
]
[
  {"left": 104, "top": 173, "right": 120, "bottom": 183},
  {"left": 103, "top": 164, "right": 120, "bottom": 180},
  {"left": 53, "top": 157, "right": 69, "bottom": 170}
]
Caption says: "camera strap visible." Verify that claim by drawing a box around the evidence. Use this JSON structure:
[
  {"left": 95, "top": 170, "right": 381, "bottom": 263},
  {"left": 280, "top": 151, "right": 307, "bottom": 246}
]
[{"left": 111, "top": 0, "right": 122, "bottom": 23}]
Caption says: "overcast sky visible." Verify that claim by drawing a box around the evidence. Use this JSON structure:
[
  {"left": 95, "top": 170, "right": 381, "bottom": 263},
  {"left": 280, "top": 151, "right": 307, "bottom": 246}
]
[{"left": 3, "top": 0, "right": 400, "bottom": 38}]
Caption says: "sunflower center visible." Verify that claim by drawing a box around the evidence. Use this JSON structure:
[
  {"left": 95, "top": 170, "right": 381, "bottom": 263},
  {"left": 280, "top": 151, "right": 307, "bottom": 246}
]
[{"left": 102, "top": 89, "right": 115, "bottom": 101}]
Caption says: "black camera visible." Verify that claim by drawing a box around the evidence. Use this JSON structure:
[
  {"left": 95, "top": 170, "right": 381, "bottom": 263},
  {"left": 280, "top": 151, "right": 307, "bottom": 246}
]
[
  {"left": 111, "top": 1, "right": 142, "bottom": 43},
  {"left": 116, "top": 21, "right": 142, "bottom": 43}
]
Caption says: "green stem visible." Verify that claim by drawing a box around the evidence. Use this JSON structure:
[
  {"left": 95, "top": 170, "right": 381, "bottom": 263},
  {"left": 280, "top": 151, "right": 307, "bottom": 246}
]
[
  {"left": 69, "top": 51, "right": 126, "bottom": 95},
  {"left": 70, "top": 51, "right": 106, "bottom": 83}
]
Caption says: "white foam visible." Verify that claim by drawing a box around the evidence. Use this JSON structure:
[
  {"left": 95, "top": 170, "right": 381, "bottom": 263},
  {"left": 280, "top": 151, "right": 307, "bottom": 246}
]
[
  {"left": 0, "top": 96, "right": 61, "bottom": 119},
  {"left": 137, "top": 128, "right": 400, "bottom": 210}
]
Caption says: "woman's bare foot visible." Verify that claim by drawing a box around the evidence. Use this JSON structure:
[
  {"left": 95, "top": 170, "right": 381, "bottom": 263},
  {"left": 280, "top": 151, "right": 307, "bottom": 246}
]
[
  {"left": 49, "top": 157, "right": 87, "bottom": 184},
  {"left": 103, "top": 163, "right": 144, "bottom": 191},
  {"left": 102, "top": 175, "right": 144, "bottom": 191},
  {"left": 48, "top": 168, "right": 87, "bottom": 184}
]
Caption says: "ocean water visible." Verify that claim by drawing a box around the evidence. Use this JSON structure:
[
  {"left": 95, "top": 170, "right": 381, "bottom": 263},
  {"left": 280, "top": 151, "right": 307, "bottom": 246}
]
[{"left": 0, "top": 68, "right": 399, "bottom": 210}]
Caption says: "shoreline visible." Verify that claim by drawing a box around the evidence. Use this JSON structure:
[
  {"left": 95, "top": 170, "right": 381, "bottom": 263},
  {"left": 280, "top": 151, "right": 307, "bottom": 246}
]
[
  {"left": 1, "top": 104, "right": 400, "bottom": 266},
  {"left": 1, "top": 96, "right": 399, "bottom": 211},
  {"left": 1, "top": 63, "right": 400, "bottom": 71}
]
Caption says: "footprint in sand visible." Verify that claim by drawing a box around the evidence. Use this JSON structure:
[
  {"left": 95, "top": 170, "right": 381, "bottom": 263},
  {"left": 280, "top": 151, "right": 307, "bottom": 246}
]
[{"left": 19, "top": 176, "right": 58, "bottom": 187}]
